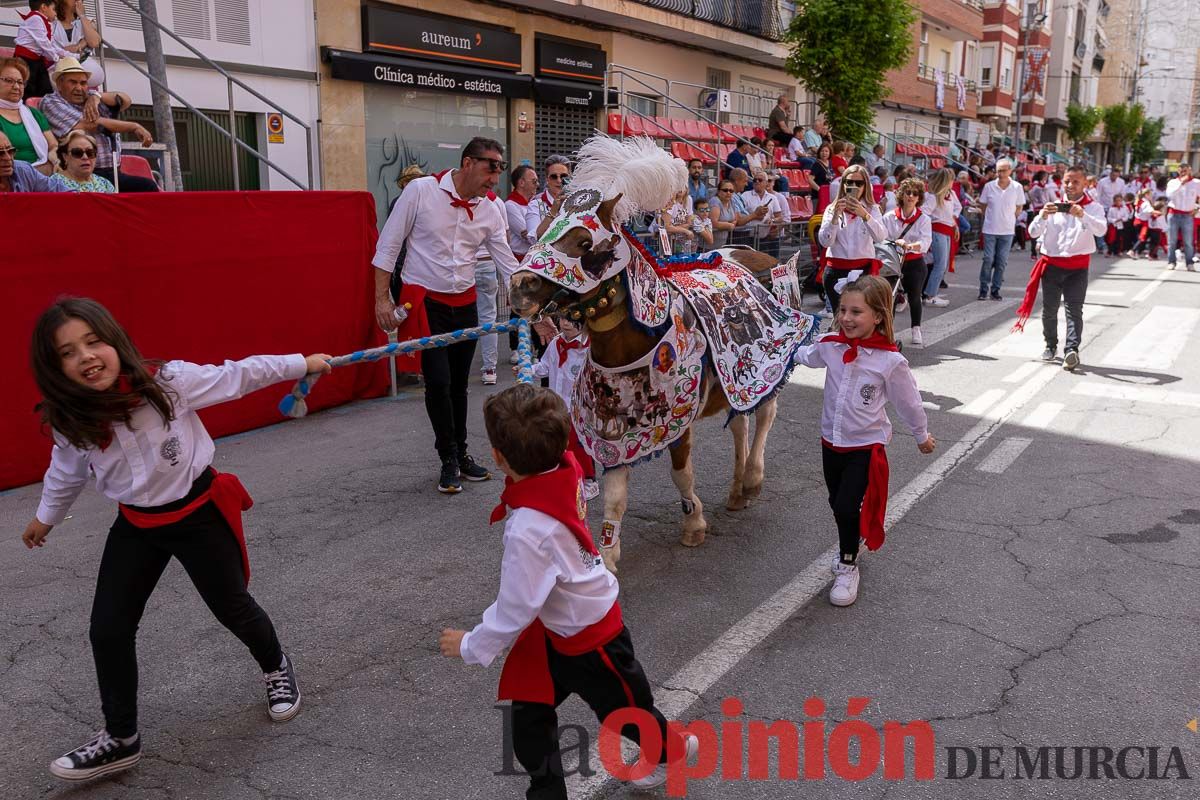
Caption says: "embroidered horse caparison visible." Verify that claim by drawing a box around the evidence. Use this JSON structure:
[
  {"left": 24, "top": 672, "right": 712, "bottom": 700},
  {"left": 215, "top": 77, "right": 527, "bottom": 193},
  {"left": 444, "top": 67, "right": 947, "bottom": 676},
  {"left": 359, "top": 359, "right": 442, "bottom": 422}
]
[{"left": 509, "top": 135, "right": 819, "bottom": 571}]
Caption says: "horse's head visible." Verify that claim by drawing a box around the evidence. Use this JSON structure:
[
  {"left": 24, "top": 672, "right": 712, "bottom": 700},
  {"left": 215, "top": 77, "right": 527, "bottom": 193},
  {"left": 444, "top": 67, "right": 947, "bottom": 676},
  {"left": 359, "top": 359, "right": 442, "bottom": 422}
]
[{"left": 509, "top": 188, "right": 632, "bottom": 319}]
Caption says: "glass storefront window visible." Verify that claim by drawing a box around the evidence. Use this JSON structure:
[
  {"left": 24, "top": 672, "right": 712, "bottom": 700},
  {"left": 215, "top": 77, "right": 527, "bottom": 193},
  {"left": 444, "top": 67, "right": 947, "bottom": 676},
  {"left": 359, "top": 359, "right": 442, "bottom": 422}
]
[{"left": 364, "top": 86, "right": 509, "bottom": 228}]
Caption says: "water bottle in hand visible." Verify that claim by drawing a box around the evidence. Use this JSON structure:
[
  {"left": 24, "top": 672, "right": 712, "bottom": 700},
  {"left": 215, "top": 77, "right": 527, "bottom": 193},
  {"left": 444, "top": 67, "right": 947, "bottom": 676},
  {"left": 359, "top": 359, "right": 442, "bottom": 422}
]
[{"left": 393, "top": 302, "right": 412, "bottom": 324}]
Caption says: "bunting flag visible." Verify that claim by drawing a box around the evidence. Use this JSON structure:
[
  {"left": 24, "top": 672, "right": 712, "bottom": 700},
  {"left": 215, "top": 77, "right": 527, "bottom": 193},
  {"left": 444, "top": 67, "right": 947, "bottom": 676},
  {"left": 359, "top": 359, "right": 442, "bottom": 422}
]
[
  {"left": 1022, "top": 47, "right": 1050, "bottom": 100},
  {"left": 934, "top": 69, "right": 945, "bottom": 110},
  {"left": 956, "top": 74, "right": 967, "bottom": 110}
]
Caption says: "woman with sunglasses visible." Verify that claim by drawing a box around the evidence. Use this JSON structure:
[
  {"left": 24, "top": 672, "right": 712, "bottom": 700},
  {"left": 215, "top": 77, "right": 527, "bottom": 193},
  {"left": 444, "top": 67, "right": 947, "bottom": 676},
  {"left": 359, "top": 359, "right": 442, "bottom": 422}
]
[
  {"left": 921, "top": 167, "right": 961, "bottom": 307},
  {"left": 817, "top": 164, "right": 887, "bottom": 314},
  {"left": 709, "top": 180, "right": 739, "bottom": 247},
  {"left": 883, "top": 178, "right": 932, "bottom": 347},
  {"left": 50, "top": 130, "right": 112, "bottom": 192},
  {"left": 528, "top": 154, "right": 571, "bottom": 242},
  {"left": 0, "top": 58, "right": 59, "bottom": 175}
]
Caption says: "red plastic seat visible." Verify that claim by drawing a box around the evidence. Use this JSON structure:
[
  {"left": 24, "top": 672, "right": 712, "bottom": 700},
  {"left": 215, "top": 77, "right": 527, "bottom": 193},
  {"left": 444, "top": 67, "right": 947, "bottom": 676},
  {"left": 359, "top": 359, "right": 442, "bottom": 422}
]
[
  {"left": 650, "top": 116, "right": 671, "bottom": 138},
  {"left": 607, "top": 113, "right": 623, "bottom": 136},
  {"left": 120, "top": 154, "right": 154, "bottom": 181},
  {"left": 717, "top": 124, "right": 736, "bottom": 144},
  {"left": 753, "top": 126, "right": 767, "bottom": 140},
  {"left": 794, "top": 196, "right": 813, "bottom": 218},
  {"left": 670, "top": 141, "right": 690, "bottom": 161},
  {"left": 25, "top": 96, "right": 41, "bottom": 109},
  {"left": 623, "top": 116, "right": 646, "bottom": 137},
  {"left": 670, "top": 118, "right": 690, "bottom": 138},
  {"left": 717, "top": 143, "right": 735, "bottom": 163},
  {"left": 682, "top": 119, "right": 703, "bottom": 141},
  {"left": 694, "top": 143, "right": 717, "bottom": 165}
]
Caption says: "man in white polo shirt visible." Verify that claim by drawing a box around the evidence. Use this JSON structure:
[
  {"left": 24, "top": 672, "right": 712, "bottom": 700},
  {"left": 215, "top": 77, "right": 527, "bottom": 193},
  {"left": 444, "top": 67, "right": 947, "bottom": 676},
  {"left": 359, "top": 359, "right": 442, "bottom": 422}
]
[
  {"left": 976, "top": 157, "right": 1026, "bottom": 300},
  {"left": 1165, "top": 164, "right": 1199, "bottom": 271},
  {"left": 372, "top": 137, "right": 521, "bottom": 494}
]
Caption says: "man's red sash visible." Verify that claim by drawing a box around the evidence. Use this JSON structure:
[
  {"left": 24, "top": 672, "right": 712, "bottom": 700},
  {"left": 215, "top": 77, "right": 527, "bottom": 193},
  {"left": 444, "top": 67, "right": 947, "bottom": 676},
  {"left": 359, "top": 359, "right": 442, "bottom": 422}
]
[{"left": 1013, "top": 253, "right": 1090, "bottom": 332}]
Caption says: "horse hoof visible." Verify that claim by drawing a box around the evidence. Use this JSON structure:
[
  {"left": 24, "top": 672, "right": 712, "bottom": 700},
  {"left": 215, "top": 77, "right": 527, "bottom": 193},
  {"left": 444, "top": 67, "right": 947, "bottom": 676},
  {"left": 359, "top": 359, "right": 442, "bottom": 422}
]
[
  {"left": 743, "top": 482, "right": 762, "bottom": 499},
  {"left": 726, "top": 493, "right": 748, "bottom": 511},
  {"left": 680, "top": 528, "right": 706, "bottom": 548}
]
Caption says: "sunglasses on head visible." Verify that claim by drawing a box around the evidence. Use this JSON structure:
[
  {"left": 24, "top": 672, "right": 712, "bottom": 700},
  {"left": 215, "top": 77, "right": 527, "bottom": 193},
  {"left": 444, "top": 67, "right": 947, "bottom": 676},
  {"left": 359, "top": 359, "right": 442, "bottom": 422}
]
[
  {"left": 470, "top": 156, "right": 508, "bottom": 173},
  {"left": 68, "top": 147, "right": 97, "bottom": 159}
]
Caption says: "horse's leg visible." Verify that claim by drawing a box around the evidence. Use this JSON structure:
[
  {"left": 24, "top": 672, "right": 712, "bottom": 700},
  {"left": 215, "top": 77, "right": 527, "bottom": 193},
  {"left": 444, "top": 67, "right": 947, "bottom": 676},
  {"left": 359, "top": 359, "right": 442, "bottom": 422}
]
[
  {"left": 726, "top": 413, "right": 750, "bottom": 511},
  {"left": 672, "top": 428, "right": 707, "bottom": 547},
  {"left": 599, "top": 466, "right": 630, "bottom": 573},
  {"left": 743, "top": 398, "right": 778, "bottom": 500}
]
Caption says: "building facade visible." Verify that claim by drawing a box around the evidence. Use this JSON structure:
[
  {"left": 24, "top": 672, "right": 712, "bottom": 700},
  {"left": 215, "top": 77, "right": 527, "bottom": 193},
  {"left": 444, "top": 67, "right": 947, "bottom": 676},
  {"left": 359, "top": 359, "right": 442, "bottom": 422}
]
[
  {"left": 1135, "top": 10, "right": 1200, "bottom": 168},
  {"left": 314, "top": 0, "right": 806, "bottom": 226},
  {"left": 1042, "top": 0, "right": 1107, "bottom": 159}
]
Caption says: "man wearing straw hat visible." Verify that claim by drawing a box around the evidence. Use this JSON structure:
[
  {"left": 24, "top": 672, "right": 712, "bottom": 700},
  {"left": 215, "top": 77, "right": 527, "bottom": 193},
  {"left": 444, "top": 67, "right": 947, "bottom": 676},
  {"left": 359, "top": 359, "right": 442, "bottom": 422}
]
[
  {"left": 372, "top": 136, "right": 522, "bottom": 495},
  {"left": 39, "top": 56, "right": 158, "bottom": 192}
]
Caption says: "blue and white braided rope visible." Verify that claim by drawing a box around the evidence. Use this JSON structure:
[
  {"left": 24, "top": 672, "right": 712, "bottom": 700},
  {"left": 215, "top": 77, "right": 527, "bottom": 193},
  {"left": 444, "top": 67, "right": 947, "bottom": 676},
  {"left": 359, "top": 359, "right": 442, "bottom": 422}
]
[{"left": 279, "top": 317, "right": 536, "bottom": 418}]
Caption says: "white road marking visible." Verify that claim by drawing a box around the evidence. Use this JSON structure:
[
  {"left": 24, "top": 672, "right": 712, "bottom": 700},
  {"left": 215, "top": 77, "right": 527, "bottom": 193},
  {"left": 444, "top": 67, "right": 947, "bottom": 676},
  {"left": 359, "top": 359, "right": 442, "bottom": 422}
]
[
  {"left": 976, "top": 437, "right": 1034, "bottom": 473},
  {"left": 1131, "top": 271, "right": 1170, "bottom": 304},
  {"left": 572, "top": 364, "right": 1060, "bottom": 798},
  {"left": 1100, "top": 306, "right": 1200, "bottom": 371},
  {"left": 1082, "top": 290, "right": 1125, "bottom": 297},
  {"left": 1071, "top": 382, "right": 1200, "bottom": 409},
  {"left": 1022, "top": 402, "right": 1064, "bottom": 429},
  {"left": 1002, "top": 361, "right": 1043, "bottom": 383},
  {"left": 974, "top": 305, "right": 1103, "bottom": 359},
  {"left": 959, "top": 388, "right": 1006, "bottom": 417}
]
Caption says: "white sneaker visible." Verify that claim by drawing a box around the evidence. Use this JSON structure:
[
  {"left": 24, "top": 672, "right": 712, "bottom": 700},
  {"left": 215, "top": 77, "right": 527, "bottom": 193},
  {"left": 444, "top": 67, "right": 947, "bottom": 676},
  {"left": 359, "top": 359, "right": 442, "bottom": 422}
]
[
  {"left": 630, "top": 734, "right": 700, "bottom": 788},
  {"left": 910, "top": 326, "right": 924, "bottom": 348},
  {"left": 830, "top": 560, "right": 860, "bottom": 607},
  {"left": 508, "top": 352, "right": 519, "bottom": 365},
  {"left": 927, "top": 295, "right": 950, "bottom": 307},
  {"left": 481, "top": 368, "right": 497, "bottom": 385},
  {"left": 895, "top": 295, "right": 909, "bottom": 314},
  {"left": 583, "top": 478, "right": 600, "bottom": 501}
]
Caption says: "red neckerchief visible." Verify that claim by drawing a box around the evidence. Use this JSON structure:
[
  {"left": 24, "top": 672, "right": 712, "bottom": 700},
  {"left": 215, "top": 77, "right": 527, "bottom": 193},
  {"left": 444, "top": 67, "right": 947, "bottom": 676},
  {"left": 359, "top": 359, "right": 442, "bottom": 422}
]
[
  {"left": 555, "top": 335, "right": 586, "bottom": 367},
  {"left": 97, "top": 366, "right": 158, "bottom": 451},
  {"left": 822, "top": 332, "right": 899, "bottom": 363},
  {"left": 1065, "top": 193, "right": 1093, "bottom": 207},
  {"left": 441, "top": 189, "right": 477, "bottom": 220},
  {"left": 537, "top": 190, "right": 553, "bottom": 207},
  {"left": 895, "top": 206, "right": 922, "bottom": 224},
  {"left": 506, "top": 190, "right": 529, "bottom": 206},
  {"left": 490, "top": 453, "right": 596, "bottom": 555},
  {"left": 17, "top": 10, "right": 51, "bottom": 34}
]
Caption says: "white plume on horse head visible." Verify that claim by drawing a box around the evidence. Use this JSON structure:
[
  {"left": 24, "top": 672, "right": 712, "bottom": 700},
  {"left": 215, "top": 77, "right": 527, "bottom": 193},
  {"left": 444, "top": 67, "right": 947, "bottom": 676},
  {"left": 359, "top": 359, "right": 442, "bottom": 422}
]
[{"left": 569, "top": 135, "right": 687, "bottom": 225}]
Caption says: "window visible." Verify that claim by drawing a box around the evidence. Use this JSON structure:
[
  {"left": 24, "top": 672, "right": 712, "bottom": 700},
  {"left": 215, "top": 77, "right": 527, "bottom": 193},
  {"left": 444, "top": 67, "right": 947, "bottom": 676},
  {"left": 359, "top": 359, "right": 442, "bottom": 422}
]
[
  {"left": 939, "top": 49, "right": 952, "bottom": 74},
  {"left": 918, "top": 24, "right": 929, "bottom": 67},
  {"left": 1024, "top": 1, "right": 1041, "bottom": 26},
  {"left": 1001, "top": 49, "right": 1014, "bottom": 90},
  {"left": 1069, "top": 71, "right": 1081, "bottom": 104},
  {"left": 627, "top": 94, "right": 660, "bottom": 119},
  {"left": 980, "top": 45, "right": 995, "bottom": 87}
]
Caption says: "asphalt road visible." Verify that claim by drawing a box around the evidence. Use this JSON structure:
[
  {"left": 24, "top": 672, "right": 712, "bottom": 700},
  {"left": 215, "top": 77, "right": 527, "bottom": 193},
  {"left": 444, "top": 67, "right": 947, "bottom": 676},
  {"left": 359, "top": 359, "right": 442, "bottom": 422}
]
[{"left": 2, "top": 248, "right": 1199, "bottom": 800}]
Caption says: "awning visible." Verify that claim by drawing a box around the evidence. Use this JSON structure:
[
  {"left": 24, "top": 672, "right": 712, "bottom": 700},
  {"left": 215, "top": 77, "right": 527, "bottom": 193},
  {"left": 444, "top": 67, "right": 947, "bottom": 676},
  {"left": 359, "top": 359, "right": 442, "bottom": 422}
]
[
  {"left": 532, "top": 78, "right": 615, "bottom": 109},
  {"left": 323, "top": 48, "right": 533, "bottom": 100}
]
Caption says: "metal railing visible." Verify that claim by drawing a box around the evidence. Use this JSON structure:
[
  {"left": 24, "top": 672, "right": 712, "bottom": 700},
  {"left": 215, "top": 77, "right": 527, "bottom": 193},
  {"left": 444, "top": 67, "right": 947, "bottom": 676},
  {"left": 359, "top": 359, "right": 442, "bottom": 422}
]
[
  {"left": 625, "top": 0, "right": 792, "bottom": 42},
  {"left": 102, "top": 0, "right": 313, "bottom": 190},
  {"left": 915, "top": 63, "right": 980, "bottom": 94}
]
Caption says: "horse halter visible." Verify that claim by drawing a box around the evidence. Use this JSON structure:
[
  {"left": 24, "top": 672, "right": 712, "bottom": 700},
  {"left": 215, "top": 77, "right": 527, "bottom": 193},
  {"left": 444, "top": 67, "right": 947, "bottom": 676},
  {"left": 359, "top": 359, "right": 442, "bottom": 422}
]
[{"left": 518, "top": 188, "right": 631, "bottom": 296}]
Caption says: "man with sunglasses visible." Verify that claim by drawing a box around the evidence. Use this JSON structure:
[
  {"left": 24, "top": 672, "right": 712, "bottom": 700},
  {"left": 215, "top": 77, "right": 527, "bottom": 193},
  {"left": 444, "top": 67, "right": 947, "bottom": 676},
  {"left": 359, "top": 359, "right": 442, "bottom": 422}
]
[
  {"left": 371, "top": 136, "right": 522, "bottom": 494},
  {"left": 0, "top": 131, "right": 72, "bottom": 192}
]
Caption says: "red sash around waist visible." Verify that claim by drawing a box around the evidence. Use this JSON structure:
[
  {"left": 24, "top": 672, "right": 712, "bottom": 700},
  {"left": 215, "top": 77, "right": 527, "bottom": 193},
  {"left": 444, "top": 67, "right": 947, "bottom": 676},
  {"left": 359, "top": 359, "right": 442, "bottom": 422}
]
[
  {"left": 826, "top": 257, "right": 883, "bottom": 276},
  {"left": 118, "top": 470, "right": 253, "bottom": 584},
  {"left": 821, "top": 439, "right": 890, "bottom": 551},
  {"left": 497, "top": 602, "right": 624, "bottom": 704},
  {"left": 1013, "top": 253, "right": 1091, "bottom": 332}
]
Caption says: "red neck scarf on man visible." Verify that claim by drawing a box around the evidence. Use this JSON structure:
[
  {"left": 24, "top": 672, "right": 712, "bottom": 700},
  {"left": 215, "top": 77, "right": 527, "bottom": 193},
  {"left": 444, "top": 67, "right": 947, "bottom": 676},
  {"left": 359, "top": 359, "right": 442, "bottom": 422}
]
[
  {"left": 442, "top": 189, "right": 477, "bottom": 220},
  {"left": 822, "top": 332, "right": 899, "bottom": 363},
  {"left": 491, "top": 453, "right": 622, "bottom": 704},
  {"left": 555, "top": 336, "right": 586, "bottom": 367},
  {"left": 1013, "top": 194, "right": 1093, "bottom": 332},
  {"left": 506, "top": 190, "right": 529, "bottom": 206}
]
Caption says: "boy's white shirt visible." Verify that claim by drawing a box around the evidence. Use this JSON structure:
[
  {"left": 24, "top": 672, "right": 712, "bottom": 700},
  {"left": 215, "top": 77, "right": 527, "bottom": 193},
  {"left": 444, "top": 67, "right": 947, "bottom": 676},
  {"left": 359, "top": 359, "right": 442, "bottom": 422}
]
[
  {"left": 36, "top": 355, "right": 307, "bottom": 525},
  {"left": 16, "top": 12, "right": 72, "bottom": 62},
  {"left": 459, "top": 506, "right": 618, "bottom": 667},
  {"left": 532, "top": 333, "right": 589, "bottom": 411},
  {"left": 794, "top": 334, "right": 929, "bottom": 447}
]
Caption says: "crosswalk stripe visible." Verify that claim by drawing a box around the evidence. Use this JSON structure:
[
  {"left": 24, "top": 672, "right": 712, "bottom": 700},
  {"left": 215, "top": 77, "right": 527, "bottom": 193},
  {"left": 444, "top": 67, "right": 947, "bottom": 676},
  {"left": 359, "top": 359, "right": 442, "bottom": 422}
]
[
  {"left": 1100, "top": 306, "right": 1200, "bottom": 371},
  {"left": 959, "top": 388, "right": 1006, "bottom": 417},
  {"left": 1071, "top": 382, "right": 1200, "bottom": 409},
  {"left": 1022, "top": 402, "right": 1064, "bottom": 429},
  {"left": 1002, "top": 361, "right": 1043, "bottom": 383},
  {"left": 976, "top": 437, "right": 1034, "bottom": 473}
]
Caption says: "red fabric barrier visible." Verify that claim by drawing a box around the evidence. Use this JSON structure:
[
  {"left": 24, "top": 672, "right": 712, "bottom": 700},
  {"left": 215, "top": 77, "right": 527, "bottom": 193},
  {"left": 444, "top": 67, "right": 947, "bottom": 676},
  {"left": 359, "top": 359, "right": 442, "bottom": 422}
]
[{"left": 1, "top": 191, "right": 389, "bottom": 490}]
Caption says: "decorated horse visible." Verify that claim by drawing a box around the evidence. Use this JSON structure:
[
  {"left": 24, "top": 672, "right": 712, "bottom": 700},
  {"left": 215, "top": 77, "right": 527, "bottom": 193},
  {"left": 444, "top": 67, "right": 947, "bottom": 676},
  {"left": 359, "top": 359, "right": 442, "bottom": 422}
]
[{"left": 509, "top": 136, "right": 820, "bottom": 570}]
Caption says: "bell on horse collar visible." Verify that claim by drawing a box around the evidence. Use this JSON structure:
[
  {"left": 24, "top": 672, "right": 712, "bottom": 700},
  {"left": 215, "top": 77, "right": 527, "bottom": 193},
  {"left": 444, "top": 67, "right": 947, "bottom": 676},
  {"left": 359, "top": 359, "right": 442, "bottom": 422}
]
[
  {"left": 586, "top": 307, "right": 597, "bottom": 318},
  {"left": 607, "top": 286, "right": 619, "bottom": 298},
  {"left": 598, "top": 297, "right": 609, "bottom": 308}
]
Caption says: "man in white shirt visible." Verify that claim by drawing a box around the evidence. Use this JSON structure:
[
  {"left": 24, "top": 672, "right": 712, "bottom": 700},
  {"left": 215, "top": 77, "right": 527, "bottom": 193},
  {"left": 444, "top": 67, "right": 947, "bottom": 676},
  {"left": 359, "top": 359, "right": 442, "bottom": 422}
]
[
  {"left": 785, "top": 126, "right": 806, "bottom": 162},
  {"left": 863, "top": 144, "right": 885, "bottom": 175},
  {"left": 372, "top": 137, "right": 521, "bottom": 493},
  {"left": 1096, "top": 170, "right": 1126, "bottom": 209},
  {"left": 741, "top": 170, "right": 785, "bottom": 256},
  {"left": 976, "top": 158, "right": 1026, "bottom": 300},
  {"left": 503, "top": 165, "right": 538, "bottom": 365},
  {"left": 1022, "top": 166, "right": 1108, "bottom": 371},
  {"left": 1165, "top": 165, "right": 1199, "bottom": 270}
]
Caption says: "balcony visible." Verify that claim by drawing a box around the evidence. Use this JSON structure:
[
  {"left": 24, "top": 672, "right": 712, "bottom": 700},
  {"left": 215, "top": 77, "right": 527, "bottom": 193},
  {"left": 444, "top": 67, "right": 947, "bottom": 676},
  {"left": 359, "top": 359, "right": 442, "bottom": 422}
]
[
  {"left": 625, "top": 0, "right": 793, "bottom": 41},
  {"left": 920, "top": 0, "right": 984, "bottom": 39},
  {"left": 888, "top": 61, "right": 980, "bottom": 117},
  {"left": 917, "top": 62, "right": 980, "bottom": 94}
]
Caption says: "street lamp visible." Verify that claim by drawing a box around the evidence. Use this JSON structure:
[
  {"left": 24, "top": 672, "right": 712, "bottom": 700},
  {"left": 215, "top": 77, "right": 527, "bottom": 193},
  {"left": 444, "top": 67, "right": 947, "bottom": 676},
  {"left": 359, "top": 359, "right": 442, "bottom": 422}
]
[{"left": 1013, "top": 11, "right": 1048, "bottom": 158}]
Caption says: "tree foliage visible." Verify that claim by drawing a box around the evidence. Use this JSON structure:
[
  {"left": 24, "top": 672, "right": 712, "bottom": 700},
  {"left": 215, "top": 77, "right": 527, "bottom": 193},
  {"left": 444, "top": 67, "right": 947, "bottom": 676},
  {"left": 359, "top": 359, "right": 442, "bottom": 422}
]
[
  {"left": 1101, "top": 103, "right": 1146, "bottom": 157},
  {"left": 784, "top": 0, "right": 918, "bottom": 142},
  {"left": 1131, "top": 116, "right": 1166, "bottom": 165},
  {"left": 1065, "top": 104, "right": 1103, "bottom": 152}
]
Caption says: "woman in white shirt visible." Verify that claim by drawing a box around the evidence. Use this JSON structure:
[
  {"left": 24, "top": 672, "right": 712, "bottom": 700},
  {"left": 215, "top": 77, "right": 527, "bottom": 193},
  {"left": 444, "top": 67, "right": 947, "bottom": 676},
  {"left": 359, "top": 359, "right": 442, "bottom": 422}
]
[
  {"left": 883, "top": 178, "right": 933, "bottom": 346},
  {"left": 818, "top": 164, "right": 887, "bottom": 313},
  {"left": 921, "top": 167, "right": 962, "bottom": 307},
  {"left": 527, "top": 154, "right": 570, "bottom": 242},
  {"left": 52, "top": 0, "right": 104, "bottom": 87}
]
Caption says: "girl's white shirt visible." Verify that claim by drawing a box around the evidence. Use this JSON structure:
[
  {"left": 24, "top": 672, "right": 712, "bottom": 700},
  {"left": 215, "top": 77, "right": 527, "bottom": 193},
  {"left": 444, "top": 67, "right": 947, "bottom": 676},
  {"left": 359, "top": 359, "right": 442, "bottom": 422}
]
[
  {"left": 36, "top": 355, "right": 307, "bottom": 525},
  {"left": 817, "top": 205, "right": 887, "bottom": 260},
  {"left": 794, "top": 335, "right": 929, "bottom": 447}
]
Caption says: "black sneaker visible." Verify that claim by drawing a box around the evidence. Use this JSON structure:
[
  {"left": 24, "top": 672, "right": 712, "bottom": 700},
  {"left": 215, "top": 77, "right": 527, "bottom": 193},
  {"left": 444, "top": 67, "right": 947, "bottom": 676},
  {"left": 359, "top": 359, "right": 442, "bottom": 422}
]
[
  {"left": 458, "top": 453, "right": 492, "bottom": 482},
  {"left": 1063, "top": 350, "right": 1080, "bottom": 372},
  {"left": 978, "top": 291, "right": 988, "bottom": 301},
  {"left": 264, "top": 653, "right": 302, "bottom": 722},
  {"left": 438, "top": 457, "right": 462, "bottom": 494},
  {"left": 1041, "top": 347, "right": 1057, "bottom": 362},
  {"left": 49, "top": 730, "right": 141, "bottom": 782},
  {"left": 990, "top": 290, "right": 1002, "bottom": 301}
]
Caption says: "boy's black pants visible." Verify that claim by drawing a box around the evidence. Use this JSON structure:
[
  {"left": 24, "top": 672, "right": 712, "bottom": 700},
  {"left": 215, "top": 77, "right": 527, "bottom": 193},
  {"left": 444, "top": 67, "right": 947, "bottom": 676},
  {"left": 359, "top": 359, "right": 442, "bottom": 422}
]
[
  {"left": 511, "top": 628, "right": 675, "bottom": 800},
  {"left": 90, "top": 472, "right": 282, "bottom": 738}
]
